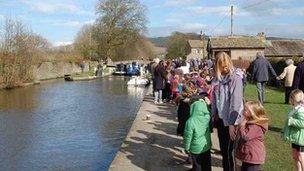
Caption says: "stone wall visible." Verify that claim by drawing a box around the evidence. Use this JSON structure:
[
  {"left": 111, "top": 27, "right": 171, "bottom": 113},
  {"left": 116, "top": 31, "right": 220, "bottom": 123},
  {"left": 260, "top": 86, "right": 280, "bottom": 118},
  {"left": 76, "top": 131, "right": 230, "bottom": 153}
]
[
  {"left": 230, "top": 49, "right": 264, "bottom": 61},
  {"left": 32, "top": 61, "right": 98, "bottom": 81}
]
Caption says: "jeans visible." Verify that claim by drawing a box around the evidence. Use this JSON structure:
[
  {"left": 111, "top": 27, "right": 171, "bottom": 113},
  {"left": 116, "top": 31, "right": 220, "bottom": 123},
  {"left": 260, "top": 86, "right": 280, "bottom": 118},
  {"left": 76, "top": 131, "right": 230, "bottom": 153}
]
[
  {"left": 256, "top": 82, "right": 266, "bottom": 104},
  {"left": 154, "top": 90, "right": 162, "bottom": 102}
]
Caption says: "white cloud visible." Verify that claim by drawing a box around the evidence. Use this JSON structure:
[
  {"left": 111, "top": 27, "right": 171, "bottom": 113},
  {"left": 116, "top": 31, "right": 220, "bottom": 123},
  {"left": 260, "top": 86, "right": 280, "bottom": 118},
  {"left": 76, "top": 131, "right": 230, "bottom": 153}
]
[
  {"left": 234, "top": 7, "right": 252, "bottom": 17},
  {"left": 237, "top": 1, "right": 304, "bottom": 17},
  {"left": 188, "top": 5, "right": 251, "bottom": 17},
  {"left": 148, "top": 23, "right": 207, "bottom": 37},
  {"left": 44, "top": 19, "right": 94, "bottom": 28},
  {"left": 235, "top": 24, "right": 304, "bottom": 39},
  {"left": 272, "top": 7, "right": 304, "bottom": 16},
  {"left": 0, "top": 14, "right": 4, "bottom": 20},
  {"left": 165, "top": 18, "right": 182, "bottom": 24},
  {"left": 164, "top": 0, "right": 197, "bottom": 7},
  {"left": 61, "top": 21, "right": 83, "bottom": 27},
  {"left": 270, "top": 0, "right": 295, "bottom": 2},
  {"left": 53, "top": 41, "right": 73, "bottom": 47},
  {"left": 165, "top": 13, "right": 186, "bottom": 24},
  {"left": 181, "top": 23, "right": 207, "bottom": 32},
  {"left": 187, "top": 4, "right": 304, "bottom": 18},
  {"left": 20, "top": 1, "right": 94, "bottom": 16},
  {"left": 148, "top": 23, "right": 304, "bottom": 39},
  {"left": 188, "top": 6, "right": 230, "bottom": 16}
]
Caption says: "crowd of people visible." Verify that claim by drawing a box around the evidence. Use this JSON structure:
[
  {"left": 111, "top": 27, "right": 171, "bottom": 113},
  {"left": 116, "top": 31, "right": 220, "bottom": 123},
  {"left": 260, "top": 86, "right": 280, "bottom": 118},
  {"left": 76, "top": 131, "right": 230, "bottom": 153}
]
[{"left": 147, "top": 52, "right": 304, "bottom": 171}]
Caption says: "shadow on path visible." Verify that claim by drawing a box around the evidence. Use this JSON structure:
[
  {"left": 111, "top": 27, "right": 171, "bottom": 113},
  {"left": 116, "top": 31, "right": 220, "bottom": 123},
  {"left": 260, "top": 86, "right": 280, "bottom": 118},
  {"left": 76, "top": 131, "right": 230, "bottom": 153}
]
[{"left": 110, "top": 94, "right": 222, "bottom": 170}]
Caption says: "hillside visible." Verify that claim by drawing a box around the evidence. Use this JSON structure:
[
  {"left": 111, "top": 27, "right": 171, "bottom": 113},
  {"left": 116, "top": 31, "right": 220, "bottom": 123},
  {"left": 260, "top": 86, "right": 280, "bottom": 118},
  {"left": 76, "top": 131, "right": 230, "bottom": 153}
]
[
  {"left": 149, "top": 36, "right": 170, "bottom": 47},
  {"left": 149, "top": 33, "right": 202, "bottom": 48}
]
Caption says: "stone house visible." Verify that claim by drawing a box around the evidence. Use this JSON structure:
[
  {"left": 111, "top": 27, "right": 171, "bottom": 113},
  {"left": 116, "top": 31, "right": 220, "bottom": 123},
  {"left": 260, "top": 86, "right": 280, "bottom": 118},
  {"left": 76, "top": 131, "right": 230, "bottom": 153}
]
[
  {"left": 265, "top": 40, "right": 304, "bottom": 59},
  {"left": 186, "top": 40, "right": 208, "bottom": 61},
  {"left": 188, "top": 33, "right": 304, "bottom": 62},
  {"left": 209, "top": 36, "right": 265, "bottom": 60}
]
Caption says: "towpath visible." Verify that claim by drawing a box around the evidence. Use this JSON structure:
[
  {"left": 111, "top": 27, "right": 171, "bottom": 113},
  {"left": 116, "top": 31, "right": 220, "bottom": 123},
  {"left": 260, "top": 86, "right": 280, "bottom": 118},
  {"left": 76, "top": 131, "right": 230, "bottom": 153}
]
[{"left": 109, "top": 93, "right": 222, "bottom": 171}]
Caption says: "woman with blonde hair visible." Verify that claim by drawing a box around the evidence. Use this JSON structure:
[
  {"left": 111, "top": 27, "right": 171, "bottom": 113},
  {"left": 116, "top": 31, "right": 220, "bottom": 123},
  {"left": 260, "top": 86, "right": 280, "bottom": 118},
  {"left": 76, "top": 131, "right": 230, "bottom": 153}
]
[{"left": 211, "top": 52, "right": 245, "bottom": 171}]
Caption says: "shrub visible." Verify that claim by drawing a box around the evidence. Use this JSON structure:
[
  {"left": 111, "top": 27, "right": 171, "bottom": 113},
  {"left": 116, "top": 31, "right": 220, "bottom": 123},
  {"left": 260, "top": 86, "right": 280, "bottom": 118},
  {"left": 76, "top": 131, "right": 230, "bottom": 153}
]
[
  {"left": 0, "top": 18, "right": 38, "bottom": 88},
  {"left": 267, "top": 56, "right": 303, "bottom": 88},
  {"left": 232, "top": 59, "right": 251, "bottom": 70}
]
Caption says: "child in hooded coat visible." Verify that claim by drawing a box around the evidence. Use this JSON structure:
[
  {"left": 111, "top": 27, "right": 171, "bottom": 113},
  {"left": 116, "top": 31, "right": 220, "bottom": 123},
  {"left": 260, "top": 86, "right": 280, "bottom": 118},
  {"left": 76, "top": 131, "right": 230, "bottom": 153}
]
[
  {"left": 283, "top": 89, "right": 304, "bottom": 171},
  {"left": 235, "top": 101, "right": 268, "bottom": 171},
  {"left": 184, "top": 100, "right": 211, "bottom": 171}
]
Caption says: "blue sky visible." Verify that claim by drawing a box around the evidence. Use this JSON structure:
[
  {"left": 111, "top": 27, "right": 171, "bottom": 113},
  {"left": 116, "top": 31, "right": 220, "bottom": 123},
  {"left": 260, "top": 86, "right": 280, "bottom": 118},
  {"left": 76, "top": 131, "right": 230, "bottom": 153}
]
[{"left": 1, "top": 0, "right": 303, "bottom": 46}]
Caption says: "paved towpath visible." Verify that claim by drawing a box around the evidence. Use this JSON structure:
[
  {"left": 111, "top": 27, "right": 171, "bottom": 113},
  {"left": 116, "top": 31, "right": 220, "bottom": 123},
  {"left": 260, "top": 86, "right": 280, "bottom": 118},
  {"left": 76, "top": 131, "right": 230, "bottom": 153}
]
[{"left": 109, "top": 93, "right": 222, "bottom": 171}]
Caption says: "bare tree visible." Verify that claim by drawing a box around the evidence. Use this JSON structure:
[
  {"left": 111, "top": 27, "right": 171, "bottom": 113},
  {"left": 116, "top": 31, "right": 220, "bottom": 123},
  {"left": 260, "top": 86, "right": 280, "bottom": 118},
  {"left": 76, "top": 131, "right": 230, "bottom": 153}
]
[
  {"left": 0, "top": 17, "right": 50, "bottom": 88},
  {"left": 74, "top": 24, "right": 98, "bottom": 60},
  {"left": 93, "top": 0, "right": 147, "bottom": 61}
]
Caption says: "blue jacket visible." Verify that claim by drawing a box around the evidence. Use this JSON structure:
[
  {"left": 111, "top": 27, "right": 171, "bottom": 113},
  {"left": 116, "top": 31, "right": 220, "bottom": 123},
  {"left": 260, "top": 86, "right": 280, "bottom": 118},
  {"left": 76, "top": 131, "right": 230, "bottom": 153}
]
[{"left": 252, "top": 56, "right": 277, "bottom": 82}]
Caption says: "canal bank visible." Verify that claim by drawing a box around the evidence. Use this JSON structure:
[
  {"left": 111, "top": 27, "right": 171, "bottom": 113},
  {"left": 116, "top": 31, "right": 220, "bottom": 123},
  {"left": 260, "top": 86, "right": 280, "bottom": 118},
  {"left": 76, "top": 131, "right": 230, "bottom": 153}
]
[{"left": 109, "top": 92, "right": 223, "bottom": 170}]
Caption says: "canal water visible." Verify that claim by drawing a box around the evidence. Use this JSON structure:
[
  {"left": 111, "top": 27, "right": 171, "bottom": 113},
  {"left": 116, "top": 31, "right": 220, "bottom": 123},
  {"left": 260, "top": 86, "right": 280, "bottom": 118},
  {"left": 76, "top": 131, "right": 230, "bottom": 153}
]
[{"left": 0, "top": 76, "right": 146, "bottom": 170}]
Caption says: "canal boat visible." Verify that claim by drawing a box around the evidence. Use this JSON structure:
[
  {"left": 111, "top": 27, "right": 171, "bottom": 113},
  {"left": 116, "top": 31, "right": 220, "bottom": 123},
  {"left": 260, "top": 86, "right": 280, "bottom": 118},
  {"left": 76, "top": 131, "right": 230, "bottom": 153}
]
[
  {"left": 113, "top": 63, "right": 127, "bottom": 76},
  {"left": 127, "top": 76, "right": 149, "bottom": 86},
  {"left": 64, "top": 74, "right": 97, "bottom": 81},
  {"left": 113, "top": 62, "right": 141, "bottom": 76}
]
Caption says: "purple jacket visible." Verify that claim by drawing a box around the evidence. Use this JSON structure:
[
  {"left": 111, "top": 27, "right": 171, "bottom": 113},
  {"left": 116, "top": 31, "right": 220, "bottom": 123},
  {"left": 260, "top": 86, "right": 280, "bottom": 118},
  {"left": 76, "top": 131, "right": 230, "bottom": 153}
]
[
  {"left": 292, "top": 61, "right": 304, "bottom": 92},
  {"left": 211, "top": 68, "right": 244, "bottom": 126},
  {"left": 236, "top": 123, "right": 268, "bottom": 164}
]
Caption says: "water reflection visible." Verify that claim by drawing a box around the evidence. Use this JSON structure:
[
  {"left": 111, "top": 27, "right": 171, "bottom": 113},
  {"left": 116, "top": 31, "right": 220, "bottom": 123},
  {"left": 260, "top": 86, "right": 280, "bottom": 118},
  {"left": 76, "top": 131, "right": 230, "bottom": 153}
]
[
  {"left": 0, "top": 77, "right": 146, "bottom": 170},
  {"left": 0, "top": 87, "right": 39, "bottom": 112}
]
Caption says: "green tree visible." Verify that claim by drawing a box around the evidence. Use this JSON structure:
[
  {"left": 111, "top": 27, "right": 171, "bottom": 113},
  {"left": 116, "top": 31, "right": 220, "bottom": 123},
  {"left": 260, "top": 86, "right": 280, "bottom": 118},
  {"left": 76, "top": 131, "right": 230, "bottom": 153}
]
[
  {"left": 166, "top": 32, "right": 200, "bottom": 60},
  {"left": 93, "top": 0, "right": 147, "bottom": 61}
]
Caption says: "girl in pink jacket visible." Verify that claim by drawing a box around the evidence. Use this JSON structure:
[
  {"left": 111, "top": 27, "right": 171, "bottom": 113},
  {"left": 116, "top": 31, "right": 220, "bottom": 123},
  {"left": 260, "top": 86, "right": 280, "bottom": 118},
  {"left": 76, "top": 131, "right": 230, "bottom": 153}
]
[{"left": 235, "top": 101, "right": 269, "bottom": 171}]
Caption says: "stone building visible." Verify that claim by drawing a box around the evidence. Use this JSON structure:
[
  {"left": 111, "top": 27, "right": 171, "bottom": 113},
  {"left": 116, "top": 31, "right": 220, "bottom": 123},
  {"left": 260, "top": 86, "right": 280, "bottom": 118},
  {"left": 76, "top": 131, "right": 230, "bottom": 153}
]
[
  {"left": 187, "top": 33, "right": 304, "bottom": 62},
  {"left": 209, "top": 36, "right": 265, "bottom": 60},
  {"left": 265, "top": 40, "right": 304, "bottom": 59},
  {"left": 186, "top": 40, "right": 208, "bottom": 61}
]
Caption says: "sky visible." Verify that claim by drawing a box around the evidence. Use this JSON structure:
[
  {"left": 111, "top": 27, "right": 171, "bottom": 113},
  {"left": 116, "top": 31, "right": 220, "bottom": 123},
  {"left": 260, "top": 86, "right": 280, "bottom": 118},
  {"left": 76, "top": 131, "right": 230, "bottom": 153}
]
[{"left": 0, "top": 0, "right": 303, "bottom": 46}]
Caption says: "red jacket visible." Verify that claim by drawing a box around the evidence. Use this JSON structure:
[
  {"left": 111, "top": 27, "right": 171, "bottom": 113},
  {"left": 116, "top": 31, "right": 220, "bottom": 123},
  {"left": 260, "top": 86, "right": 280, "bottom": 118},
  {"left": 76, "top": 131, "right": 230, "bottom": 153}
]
[{"left": 235, "top": 123, "right": 268, "bottom": 164}]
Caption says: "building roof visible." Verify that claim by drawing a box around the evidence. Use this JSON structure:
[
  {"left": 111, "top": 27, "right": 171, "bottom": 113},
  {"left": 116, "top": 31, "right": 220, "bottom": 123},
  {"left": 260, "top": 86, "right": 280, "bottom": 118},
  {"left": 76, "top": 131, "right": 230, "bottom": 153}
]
[
  {"left": 210, "top": 36, "right": 265, "bottom": 49},
  {"left": 265, "top": 40, "right": 304, "bottom": 57},
  {"left": 188, "top": 40, "right": 206, "bottom": 48}
]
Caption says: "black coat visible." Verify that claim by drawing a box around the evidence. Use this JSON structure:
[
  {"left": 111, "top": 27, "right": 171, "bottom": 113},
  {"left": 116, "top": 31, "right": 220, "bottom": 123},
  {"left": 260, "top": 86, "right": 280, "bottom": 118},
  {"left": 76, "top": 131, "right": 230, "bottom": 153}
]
[
  {"left": 154, "top": 65, "right": 166, "bottom": 90},
  {"left": 177, "top": 99, "right": 190, "bottom": 136},
  {"left": 292, "top": 61, "right": 304, "bottom": 92},
  {"left": 252, "top": 56, "right": 277, "bottom": 82}
]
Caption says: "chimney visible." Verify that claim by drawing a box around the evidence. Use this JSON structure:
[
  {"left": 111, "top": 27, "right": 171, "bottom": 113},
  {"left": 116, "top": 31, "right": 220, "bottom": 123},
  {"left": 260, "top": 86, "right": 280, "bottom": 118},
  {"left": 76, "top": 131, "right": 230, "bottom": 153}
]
[
  {"left": 257, "top": 32, "right": 266, "bottom": 40},
  {"left": 200, "top": 30, "right": 205, "bottom": 40}
]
